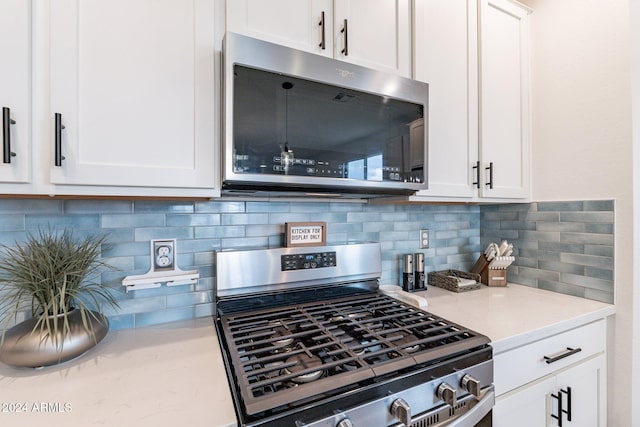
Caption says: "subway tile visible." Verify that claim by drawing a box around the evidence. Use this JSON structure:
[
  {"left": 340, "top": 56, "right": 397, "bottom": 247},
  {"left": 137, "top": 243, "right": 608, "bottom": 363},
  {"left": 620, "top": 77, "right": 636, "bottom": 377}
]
[
  {"left": 195, "top": 303, "right": 215, "bottom": 318},
  {"left": 585, "top": 245, "right": 614, "bottom": 257},
  {"left": 178, "top": 238, "right": 221, "bottom": 253},
  {"left": 134, "top": 201, "right": 194, "bottom": 213},
  {"left": 380, "top": 212, "right": 409, "bottom": 222},
  {"left": 101, "top": 241, "right": 149, "bottom": 258},
  {"left": 166, "top": 214, "right": 221, "bottom": 227},
  {"left": 535, "top": 222, "right": 585, "bottom": 232},
  {"left": 268, "top": 212, "right": 311, "bottom": 223},
  {"left": 499, "top": 220, "right": 536, "bottom": 231},
  {"left": 538, "top": 280, "right": 585, "bottom": 298},
  {"left": 506, "top": 275, "right": 538, "bottom": 287},
  {"left": 517, "top": 267, "right": 560, "bottom": 282},
  {"left": 26, "top": 214, "right": 100, "bottom": 229},
  {"left": 110, "top": 295, "right": 166, "bottom": 315},
  {"left": 221, "top": 237, "right": 269, "bottom": 250},
  {"left": 195, "top": 225, "right": 244, "bottom": 239},
  {"left": 515, "top": 257, "right": 538, "bottom": 269},
  {"left": 560, "top": 232, "right": 614, "bottom": 246},
  {"left": 134, "top": 227, "right": 194, "bottom": 241},
  {"left": 521, "top": 211, "right": 559, "bottom": 222},
  {"left": 0, "top": 214, "right": 25, "bottom": 231},
  {"left": 64, "top": 200, "right": 133, "bottom": 214},
  {"left": 166, "top": 290, "right": 213, "bottom": 308},
  {"left": 135, "top": 307, "right": 195, "bottom": 327},
  {"left": 538, "top": 260, "right": 585, "bottom": 275},
  {"left": 245, "top": 201, "right": 288, "bottom": 212},
  {"left": 481, "top": 211, "right": 519, "bottom": 221},
  {"left": 107, "top": 314, "right": 135, "bottom": 331},
  {"left": 102, "top": 213, "right": 165, "bottom": 228},
  {"left": 585, "top": 266, "right": 614, "bottom": 281},
  {"left": 379, "top": 231, "right": 410, "bottom": 241},
  {"left": 537, "top": 201, "right": 584, "bottom": 211},
  {"left": 585, "top": 223, "right": 614, "bottom": 234},
  {"left": 290, "top": 202, "right": 330, "bottom": 212},
  {"left": 538, "top": 241, "right": 585, "bottom": 254},
  {"left": 193, "top": 252, "right": 215, "bottom": 266},
  {"left": 560, "top": 253, "right": 613, "bottom": 270},
  {"left": 518, "top": 230, "right": 561, "bottom": 242},
  {"left": 329, "top": 222, "right": 363, "bottom": 233},
  {"left": 560, "top": 273, "right": 612, "bottom": 292},
  {"left": 347, "top": 232, "right": 381, "bottom": 243},
  {"left": 196, "top": 201, "right": 245, "bottom": 213},
  {"left": 583, "top": 200, "right": 614, "bottom": 211},
  {"left": 330, "top": 202, "right": 364, "bottom": 212},
  {"left": 312, "top": 212, "right": 348, "bottom": 223},
  {"left": 346, "top": 212, "right": 381, "bottom": 222},
  {"left": 583, "top": 288, "right": 613, "bottom": 304},
  {"left": 221, "top": 213, "right": 269, "bottom": 225},
  {"left": 560, "top": 212, "right": 614, "bottom": 223},
  {"left": 245, "top": 224, "right": 282, "bottom": 237},
  {"left": 0, "top": 199, "right": 63, "bottom": 214}
]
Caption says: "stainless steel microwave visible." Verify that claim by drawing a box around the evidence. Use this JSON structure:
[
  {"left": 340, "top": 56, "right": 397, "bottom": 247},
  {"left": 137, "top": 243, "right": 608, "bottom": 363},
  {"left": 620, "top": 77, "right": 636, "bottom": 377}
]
[{"left": 222, "top": 32, "right": 429, "bottom": 198}]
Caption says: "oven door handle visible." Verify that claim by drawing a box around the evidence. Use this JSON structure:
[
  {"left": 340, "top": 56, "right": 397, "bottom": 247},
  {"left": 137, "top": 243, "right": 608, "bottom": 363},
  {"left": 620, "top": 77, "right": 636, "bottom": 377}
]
[{"left": 446, "top": 386, "right": 495, "bottom": 427}]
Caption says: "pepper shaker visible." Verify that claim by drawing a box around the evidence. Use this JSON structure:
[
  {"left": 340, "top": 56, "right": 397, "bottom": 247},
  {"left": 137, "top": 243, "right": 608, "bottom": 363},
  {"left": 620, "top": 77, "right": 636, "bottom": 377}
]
[
  {"left": 402, "top": 254, "right": 415, "bottom": 292},
  {"left": 414, "top": 252, "right": 425, "bottom": 290}
]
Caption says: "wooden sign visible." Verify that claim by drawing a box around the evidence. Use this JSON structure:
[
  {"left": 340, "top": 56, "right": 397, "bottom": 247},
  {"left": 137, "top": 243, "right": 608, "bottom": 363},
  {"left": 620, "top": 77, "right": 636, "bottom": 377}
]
[{"left": 284, "top": 222, "right": 326, "bottom": 247}]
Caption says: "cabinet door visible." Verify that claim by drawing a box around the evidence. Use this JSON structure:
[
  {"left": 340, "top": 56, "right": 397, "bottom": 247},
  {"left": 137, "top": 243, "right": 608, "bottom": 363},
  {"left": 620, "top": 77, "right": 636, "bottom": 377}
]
[
  {"left": 49, "top": 0, "right": 215, "bottom": 190},
  {"left": 478, "top": 0, "right": 530, "bottom": 198},
  {"left": 554, "top": 355, "right": 606, "bottom": 427},
  {"left": 493, "top": 377, "right": 556, "bottom": 427},
  {"left": 413, "top": 0, "right": 477, "bottom": 198},
  {"left": 227, "top": 0, "right": 333, "bottom": 57},
  {"left": 334, "top": 0, "right": 411, "bottom": 77},
  {"left": 0, "top": 0, "right": 31, "bottom": 184}
]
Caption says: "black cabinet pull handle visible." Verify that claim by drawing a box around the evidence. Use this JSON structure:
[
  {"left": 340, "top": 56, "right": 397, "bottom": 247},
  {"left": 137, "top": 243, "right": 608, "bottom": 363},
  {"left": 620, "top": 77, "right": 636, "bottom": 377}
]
[
  {"left": 550, "top": 391, "right": 563, "bottom": 427},
  {"left": 544, "top": 347, "right": 582, "bottom": 364},
  {"left": 318, "top": 11, "right": 326, "bottom": 50},
  {"left": 561, "top": 387, "right": 572, "bottom": 421},
  {"left": 2, "top": 107, "right": 16, "bottom": 164},
  {"left": 54, "top": 113, "right": 66, "bottom": 167},
  {"left": 341, "top": 19, "right": 348, "bottom": 56},
  {"left": 472, "top": 161, "right": 480, "bottom": 189},
  {"left": 485, "top": 162, "right": 493, "bottom": 189}
]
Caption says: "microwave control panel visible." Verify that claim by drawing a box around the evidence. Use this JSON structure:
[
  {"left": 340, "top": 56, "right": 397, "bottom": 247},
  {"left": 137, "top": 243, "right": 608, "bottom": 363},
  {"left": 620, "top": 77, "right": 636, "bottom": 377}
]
[{"left": 281, "top": 251, "right": 337, "bottom": 271}]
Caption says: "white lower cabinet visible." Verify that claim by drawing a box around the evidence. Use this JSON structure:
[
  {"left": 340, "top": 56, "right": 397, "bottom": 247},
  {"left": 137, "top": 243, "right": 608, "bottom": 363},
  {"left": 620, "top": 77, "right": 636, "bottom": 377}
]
[{"left": 493, "top": 320, "right": 607, "bottom": 427}]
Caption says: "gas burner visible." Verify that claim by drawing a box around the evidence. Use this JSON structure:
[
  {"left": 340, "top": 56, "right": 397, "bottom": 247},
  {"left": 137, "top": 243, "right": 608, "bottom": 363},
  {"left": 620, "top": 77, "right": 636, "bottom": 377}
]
[
  {"left": 282, "top": 353, "right": 325, "bottom": 384},
  {"left": 394, "top": 333, "right": 421, "bottom": 354},
  {"left": 268, "top": 321, "right": 295, "bottom": 349}
]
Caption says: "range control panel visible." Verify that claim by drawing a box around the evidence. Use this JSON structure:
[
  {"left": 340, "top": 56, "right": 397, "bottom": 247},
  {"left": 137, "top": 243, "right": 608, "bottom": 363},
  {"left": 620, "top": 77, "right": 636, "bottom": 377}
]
[{"left": 281, "top": 251, "right": 337, "bottom": 271}]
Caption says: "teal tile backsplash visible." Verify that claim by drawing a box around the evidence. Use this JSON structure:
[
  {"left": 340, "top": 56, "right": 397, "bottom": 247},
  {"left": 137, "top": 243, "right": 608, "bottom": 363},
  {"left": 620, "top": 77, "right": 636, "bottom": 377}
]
[
  {"left": 0, "top": 199, "right": 480, "bottom": 330},
  {"left": 480, "top": 201, "right": 614, "bottom": 303},
  {"left": 0, "top": 198, "right": 613, "bottom": 331}
]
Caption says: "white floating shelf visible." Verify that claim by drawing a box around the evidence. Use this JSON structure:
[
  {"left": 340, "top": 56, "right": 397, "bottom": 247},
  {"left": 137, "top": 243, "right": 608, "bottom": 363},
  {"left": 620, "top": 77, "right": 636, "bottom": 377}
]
[{"left": 122, "top": 269, "right": 199, "bottom": 293}]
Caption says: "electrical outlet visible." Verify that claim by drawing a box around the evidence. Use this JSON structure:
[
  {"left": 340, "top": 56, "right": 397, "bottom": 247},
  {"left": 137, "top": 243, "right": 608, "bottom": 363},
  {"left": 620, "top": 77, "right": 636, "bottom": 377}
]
[
  {"left": 152, "top": 239, "right": 176, "bottom": 272},
  {"left": 420, "top": 229, "right": 429, "bottom": 249}
]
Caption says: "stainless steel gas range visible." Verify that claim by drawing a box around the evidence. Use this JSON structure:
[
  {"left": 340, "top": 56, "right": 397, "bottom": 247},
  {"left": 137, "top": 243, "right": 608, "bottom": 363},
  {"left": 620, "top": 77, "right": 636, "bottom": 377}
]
[{"left": 215, "top": 242, "right": 494, "bottom": 427}]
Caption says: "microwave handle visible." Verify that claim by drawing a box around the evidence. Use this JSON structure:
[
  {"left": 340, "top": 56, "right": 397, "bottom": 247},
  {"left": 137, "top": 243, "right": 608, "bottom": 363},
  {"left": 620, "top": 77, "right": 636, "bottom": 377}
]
[{"left": 447, "top": 387, "right": 494, "bottom": 427}]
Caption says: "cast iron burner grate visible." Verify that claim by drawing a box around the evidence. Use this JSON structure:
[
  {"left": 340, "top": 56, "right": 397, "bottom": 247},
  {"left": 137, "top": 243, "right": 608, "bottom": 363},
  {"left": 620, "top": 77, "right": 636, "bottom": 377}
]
[{"left": 218, "top": 292, "right": 489, "bottom": 416}]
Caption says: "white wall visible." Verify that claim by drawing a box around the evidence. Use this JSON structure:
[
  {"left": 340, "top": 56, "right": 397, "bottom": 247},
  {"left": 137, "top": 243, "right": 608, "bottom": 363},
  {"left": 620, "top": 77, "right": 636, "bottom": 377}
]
[{"left": 519, "top": 0, "right": 634, "bottom": 424}]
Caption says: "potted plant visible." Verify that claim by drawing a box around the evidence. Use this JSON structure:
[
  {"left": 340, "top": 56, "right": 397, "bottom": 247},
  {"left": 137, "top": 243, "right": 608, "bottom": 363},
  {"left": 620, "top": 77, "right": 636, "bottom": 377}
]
[{"left": 0, "top": 228, "right": 119, "bottom": 368}]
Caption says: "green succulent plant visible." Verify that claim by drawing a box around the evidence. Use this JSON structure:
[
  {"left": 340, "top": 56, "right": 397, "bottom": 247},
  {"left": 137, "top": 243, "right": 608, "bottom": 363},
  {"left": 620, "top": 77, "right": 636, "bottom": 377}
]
[{"left": 0, "top": 228, "right": 119, "bottom": 349}]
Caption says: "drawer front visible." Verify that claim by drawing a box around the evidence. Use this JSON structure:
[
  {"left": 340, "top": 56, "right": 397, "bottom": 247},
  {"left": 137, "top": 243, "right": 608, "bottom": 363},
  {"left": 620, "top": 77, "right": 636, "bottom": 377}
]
[{"left": 494, "top": 319, "right": 605, "bottom": 395}]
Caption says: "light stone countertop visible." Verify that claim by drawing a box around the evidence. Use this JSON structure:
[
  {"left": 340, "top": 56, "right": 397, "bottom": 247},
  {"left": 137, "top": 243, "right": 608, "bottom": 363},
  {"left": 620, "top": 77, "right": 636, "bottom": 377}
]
[
  {"left": 0, "top": 284, "right": 615, "bottom": 426},
  {"left": 412, "top": 283, "right": 616, "bottom": 354},
  {"left": 0, "top": 317, "right": 237, "bottom": 427}
]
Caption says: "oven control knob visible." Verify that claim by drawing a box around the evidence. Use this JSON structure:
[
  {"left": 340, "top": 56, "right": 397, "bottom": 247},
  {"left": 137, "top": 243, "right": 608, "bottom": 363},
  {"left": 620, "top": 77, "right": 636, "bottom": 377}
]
[
  {"left": 390, "top": 398, "right": 411, "bottom": 426},
  {"left": 461, "top": 374, "right": 482, "bottom": 398},
  {"left": 436, "top": 382, "right": 457, "bottom": 407},
  {"left": 336, "top": 418, "right": 354, "bottom": 427}
]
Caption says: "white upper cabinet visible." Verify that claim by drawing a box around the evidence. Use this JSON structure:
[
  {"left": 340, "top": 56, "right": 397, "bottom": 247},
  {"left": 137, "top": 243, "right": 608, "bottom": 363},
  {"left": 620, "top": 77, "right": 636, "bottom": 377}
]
[
  {"left": 0, "top": 0, "right": 31, "bottom": 184},
  {"left": 333, "top": 0, "right": 411, "bottom": 76},
  {"left": 226, "top": 0, "right": 334, "bottom": 58},
  {"left": 413, "top": 0, "right": 478, "bottom": 198},
  {"left": 226, "top": 0, "right": 411, "bottom": 77},
  {"left": 49, "top": 0, "right": 216, "bottom": 193},
  {"left": 478, "top": 0, "right": 531, "bottom": 199}
]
